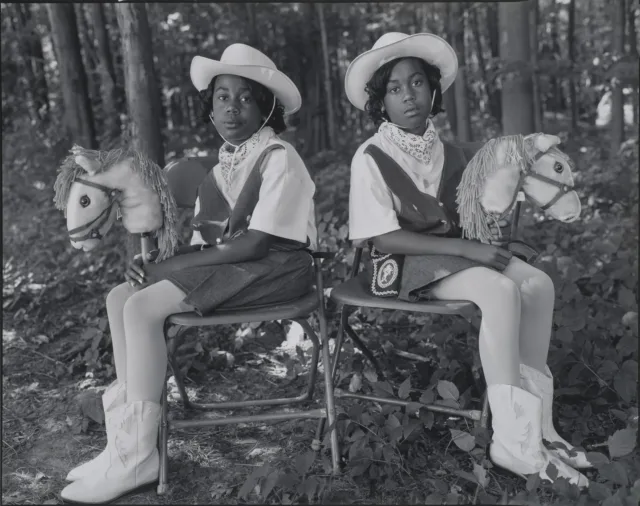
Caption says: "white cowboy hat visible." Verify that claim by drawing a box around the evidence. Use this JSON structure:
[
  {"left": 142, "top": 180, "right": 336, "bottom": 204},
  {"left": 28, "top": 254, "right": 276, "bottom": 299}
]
[
  {"left": 190, "top": 43, "right": 301, "bottom": 114},
  {"left": 344, "top": 32, "right": 458, "bottom": 111}
]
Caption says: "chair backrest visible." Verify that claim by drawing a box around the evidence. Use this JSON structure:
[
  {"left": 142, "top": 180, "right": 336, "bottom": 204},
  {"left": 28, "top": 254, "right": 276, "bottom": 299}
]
[{"left": 164, "top": 157, "right": 217, "bottom": 209}]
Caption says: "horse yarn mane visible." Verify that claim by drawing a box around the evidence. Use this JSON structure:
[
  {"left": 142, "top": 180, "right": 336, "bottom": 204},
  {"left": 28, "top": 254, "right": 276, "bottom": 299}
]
[
  {"left": 53, "top": 145, "right": 179, "bottom": 262},
  {"left": 456, "top": 134, "right": 535, "bottom": 243}
]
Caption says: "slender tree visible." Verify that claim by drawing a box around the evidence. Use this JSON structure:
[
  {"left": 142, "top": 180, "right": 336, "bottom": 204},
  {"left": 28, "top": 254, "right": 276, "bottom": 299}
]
[
  {"left": 46, "top": 3, "right": 96, "bottom": 148},
  {"left": 568, "top": 0, "right": 578, "bottom": 131},
  {"left": 610, "top": 0, "right": 626, "bottom": 154},
  {"left": 316, "top": 3, "right": 337, "bottom": 150},
  {"left": 499, "top": 1, "right": 535, "bottom": 135},
  {"left": 530, "top": 0, "right": 543, "bottom": 132},
  {"left": 114, "top": 2, "right": 164, "bottom": 166},
  {"left": 450, "top": 4, "right": 471, "bottom": 141}
]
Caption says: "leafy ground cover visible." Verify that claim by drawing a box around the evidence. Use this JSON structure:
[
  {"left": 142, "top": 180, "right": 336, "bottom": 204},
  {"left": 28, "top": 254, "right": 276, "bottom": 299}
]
[{"left": 2, "top": 117, "right": 638, "bottom": 505}]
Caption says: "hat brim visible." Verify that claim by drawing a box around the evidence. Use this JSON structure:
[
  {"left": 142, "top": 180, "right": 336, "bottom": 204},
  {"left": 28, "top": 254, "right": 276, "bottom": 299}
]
[
  {"left": 190, "top": 56, "right": 302, "bottom": 114},
  {"left": 344, "top": 33, "right": 458, "bottom": 111}
]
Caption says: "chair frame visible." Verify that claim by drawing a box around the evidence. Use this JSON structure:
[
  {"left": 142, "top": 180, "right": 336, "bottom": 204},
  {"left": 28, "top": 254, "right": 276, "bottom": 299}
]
[
  {"left": 157, "top": 251, "right": 341, "bottom": 494},
  {"left": 316, "top": 200, "right": 530, "bottom": 449}
]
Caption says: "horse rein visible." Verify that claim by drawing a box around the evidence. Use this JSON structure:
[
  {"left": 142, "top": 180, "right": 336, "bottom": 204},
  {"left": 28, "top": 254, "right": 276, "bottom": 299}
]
[
  {"left": 498, "top": 150, "right": 575, "bottom": 220},
  {"left": 68, "top": 178, "right": 120, "bottom": 243}
]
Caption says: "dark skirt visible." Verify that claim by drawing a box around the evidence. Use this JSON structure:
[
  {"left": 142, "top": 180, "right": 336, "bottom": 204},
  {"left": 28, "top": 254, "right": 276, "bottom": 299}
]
[
  {"left": 163, "top": 250, "right": 314, "bottom": 316},
  {"left": 397, "top": 254, "right": 483, "bottom": 301}
]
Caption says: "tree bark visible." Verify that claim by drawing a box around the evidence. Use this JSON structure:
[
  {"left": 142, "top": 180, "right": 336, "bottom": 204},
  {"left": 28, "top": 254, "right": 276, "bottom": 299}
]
[
  {"left": 316, "top": 3, "right": 337, "bottom": 150},
  {"left": 611, "top": 0, "right": 626, "bottom": 154},
  {"left": 443, "top": 2, "right": 457, "bottom": 135},
  {"left": 499, "top": 1, "right": 535, "bottom": 135},
  {"left": 486, "top": 3, "right": 502, "bottom": 124},
  {"left": 114, "top": 2, "right": 164, "bottom": 166},
  {"left": 46, "top": 3, "right": 97, "bottom": 148},
  {"left": 568, "top": 0, "right": 578, "bottom": 131},
  {"left": 87, "top": 3, "right": 122, "bottom": 139},
  {"left": 530, "top": 0, "right": 543, "bottom": 131},
  {"left": 626, "top": 0, "right": 638, "bottom": 126},
  {"left": 245, "top": 3, "right": 259, "bottom": 47},
  {"left": 450, "top": 4, "right": 471, "bottom": 141}
]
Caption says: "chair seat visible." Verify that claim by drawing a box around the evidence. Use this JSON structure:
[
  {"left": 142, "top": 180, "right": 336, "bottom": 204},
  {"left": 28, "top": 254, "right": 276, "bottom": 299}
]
[
  {"left": 168, "top": 290, "right": 319, "bottom": 326},
  {"left": 329, "top": 274, "right": 475, "bottom": 315}
]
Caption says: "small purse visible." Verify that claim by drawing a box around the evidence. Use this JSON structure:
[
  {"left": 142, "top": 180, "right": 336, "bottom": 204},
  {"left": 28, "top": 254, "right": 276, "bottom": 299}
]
[{"left": 369, "top": 245, "right": 405, "bottom": 297}]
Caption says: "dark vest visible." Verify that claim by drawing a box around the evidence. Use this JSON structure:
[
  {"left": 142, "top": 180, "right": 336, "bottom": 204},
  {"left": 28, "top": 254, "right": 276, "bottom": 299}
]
[
  {"left": 191, "top": 144, "right": 308, "bottom": 250},
  {"left": 364, "top": 140, "right": 483, "bottom": 238}
]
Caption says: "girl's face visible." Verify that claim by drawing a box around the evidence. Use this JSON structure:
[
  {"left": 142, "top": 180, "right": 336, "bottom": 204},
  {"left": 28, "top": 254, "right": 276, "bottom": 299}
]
[
  {"left": 382, "top": 58, "right": 432, "bottom": 136},
  {"left": 211, "top": 74, "right": 263, "bottom": 144}
]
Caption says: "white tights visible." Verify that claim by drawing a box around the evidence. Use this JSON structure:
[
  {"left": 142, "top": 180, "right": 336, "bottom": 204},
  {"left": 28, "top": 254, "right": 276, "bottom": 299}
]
[
  {"left": 106, "top": 281, "right": 190, "bottom": 403},
  {"left": 430, "top": 256, "right": 555, "bottom": 386}
]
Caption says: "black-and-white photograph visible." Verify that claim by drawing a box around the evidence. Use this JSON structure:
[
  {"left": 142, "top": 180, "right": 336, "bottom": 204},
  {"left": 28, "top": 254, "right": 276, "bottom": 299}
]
[{"left": 2, "top": 1, "right": 638, "bottom": 505}]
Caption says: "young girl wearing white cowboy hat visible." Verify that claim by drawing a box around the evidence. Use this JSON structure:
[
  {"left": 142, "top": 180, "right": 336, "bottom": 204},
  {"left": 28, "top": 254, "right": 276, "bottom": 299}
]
[
  {"left": 345, "top": 32, "right": 590, "bottom": 487},
  {"left": 60, "top": 43, "right": 317, "bottom": 504}
]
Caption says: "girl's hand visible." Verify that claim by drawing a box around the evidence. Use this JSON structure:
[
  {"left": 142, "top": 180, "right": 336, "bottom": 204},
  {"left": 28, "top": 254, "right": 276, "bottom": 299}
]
[
  {"left": 124, "top": 251, "right": 158, "bottom": 287},
  {"left": 489, "top": 218, "right": 512, "bottom": 247},
  {"left": 460, "top": 241, "right": 513, "bottom": 271}
]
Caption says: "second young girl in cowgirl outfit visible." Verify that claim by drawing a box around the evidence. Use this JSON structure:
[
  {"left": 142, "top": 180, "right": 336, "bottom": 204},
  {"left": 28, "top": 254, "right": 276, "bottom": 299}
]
[
  {"left": 344, "top": 32, "right": 590, "bottom": 487},
  {"left": 61, "top": 43, "right": 317, "bottom": 503}
]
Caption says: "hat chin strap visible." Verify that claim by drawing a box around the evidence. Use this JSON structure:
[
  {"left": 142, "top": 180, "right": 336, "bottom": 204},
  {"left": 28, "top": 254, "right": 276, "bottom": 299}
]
[{"left": 209, "top": 96, "right": 276, "bottom": 173}]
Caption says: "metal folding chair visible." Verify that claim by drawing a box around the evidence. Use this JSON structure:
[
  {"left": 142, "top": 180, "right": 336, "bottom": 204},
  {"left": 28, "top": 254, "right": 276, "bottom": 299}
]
[
  {"left": 315, "top": 197, "right": 535, "bottom": 450},
  {"left": 155, "top": 158, "right": 340, "bottom": 495}
]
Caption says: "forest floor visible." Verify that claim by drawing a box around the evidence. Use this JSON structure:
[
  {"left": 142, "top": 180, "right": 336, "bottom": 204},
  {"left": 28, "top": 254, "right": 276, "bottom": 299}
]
[{"left": 2, "top": 117, "right": 639, "bottom": 505}]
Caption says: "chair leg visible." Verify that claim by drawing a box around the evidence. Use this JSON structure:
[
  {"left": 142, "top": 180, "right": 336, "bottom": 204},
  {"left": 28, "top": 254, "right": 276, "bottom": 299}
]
[
  {"left": 293, "top": 318, "right": 320, "bottom": 401},
  {"left": 157, "top": 382, "right": 169, "bottom": 495},
  {"left": 166, "top": 325, "right": 192, "bottom": 411},
  {"left": 344, "top": 321, "right": 385, "bottom": 379}
]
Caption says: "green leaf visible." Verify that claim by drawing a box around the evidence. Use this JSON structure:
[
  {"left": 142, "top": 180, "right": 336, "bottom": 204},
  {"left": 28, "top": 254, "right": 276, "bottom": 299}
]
[
  {"left": 373, "top": 380, "right": 394, "bottom": 397},
  {"left": 294, "top": 450, "right": 316, "bottom": 476},
  {"left": 614, "top": 372, "right": 637, "bottom": 402},
  {"left": 398, "top": 377, "right": 411, "bottom": 399},
  {"left": 473, "top": 463, "right": 489, "bottom": 488},
  {"left": 419, "top": 390, "right": 435, "bottom": 404},
  {"left": 363, "top": 369, "right": 378, "bottom": 383},
  {"left": 420, "top": 410, "right": 435, "bottom": 429},
  {"left": 556, "top": 327, "right": 574, "bottom": 344},
  {"left": 546, "top": 462, "right": 559, "bottom": 481},
  {"left": 348, "top": 373, "right": 362, "bottom": 393},
  {"left": 608, "top": 428, "right": 637, "bottom": 459},
  {"left": 437, "top": 380, "right": 459, "bottom": 401},
  {"left": 526, "top": 473, "right": 540, "bottom": 491},
  {"left": 260, "top": 471, "right": 280, "bottom": 500},
  {"left": 77, "top": 392, "right": 104, "bottom": 424},
  {"left": 589, "top": 481, "right": 613, "bottom": 501},
  {"left": 586, "top": 451, "right": 610, "bottom": 467},
  {"left": 600, "top": 461, "right": 629, "bottom": 486},
  {"left": 618, "top": 286, "right": 637, "bottom": 311},
  {"left": 450, "top": 429, "right": 475, "bottom": 452}
]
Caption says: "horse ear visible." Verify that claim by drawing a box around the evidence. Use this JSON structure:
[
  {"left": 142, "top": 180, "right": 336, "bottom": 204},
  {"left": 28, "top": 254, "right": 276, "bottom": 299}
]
[
  {"left": 75, "top": 155, "right": 101, "bottom": 175},
  {"left": 524, "top": 133, "right": 561, "bottom": 155}
]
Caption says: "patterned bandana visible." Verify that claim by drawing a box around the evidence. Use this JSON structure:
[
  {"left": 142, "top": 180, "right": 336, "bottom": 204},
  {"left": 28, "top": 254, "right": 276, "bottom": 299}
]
[
  {"left": 379, "top": 119, "right": 442, "bottom": 167},
  {"left": 217, "top": 127, "right": 271, "bottom": 189}
]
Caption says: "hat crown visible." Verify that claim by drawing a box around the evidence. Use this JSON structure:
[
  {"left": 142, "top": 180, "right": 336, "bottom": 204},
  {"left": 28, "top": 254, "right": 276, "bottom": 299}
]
[
  {"left": 371, "top": 32, "right": 410, "bottom": 51},
  {"left": 219, "top": 43, "right": 276, "bottom": 69}
]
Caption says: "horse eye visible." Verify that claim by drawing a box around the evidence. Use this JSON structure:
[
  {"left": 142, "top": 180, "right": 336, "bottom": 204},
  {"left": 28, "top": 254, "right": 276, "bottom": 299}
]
[
  {"left": 554, "top": 162, "right": 564, "bottom": 173},
  {"left": 80, "top": 195, "right": 91, "bottom": 208}
]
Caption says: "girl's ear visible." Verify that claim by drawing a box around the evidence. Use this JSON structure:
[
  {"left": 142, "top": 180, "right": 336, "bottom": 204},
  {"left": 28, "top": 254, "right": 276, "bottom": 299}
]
[
  {"left": 481, "top": 165, "right": 520, "bottom": 215},
  {"left": 75, "top": 155, "right": 101, "bottom": 175},
  {"left": 524, "top": 133, "right": 561, "bottom": 155}
]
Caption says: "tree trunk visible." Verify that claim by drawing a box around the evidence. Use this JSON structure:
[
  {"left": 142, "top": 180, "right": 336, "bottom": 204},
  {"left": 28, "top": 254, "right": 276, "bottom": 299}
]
[
  {"left": 530, "top": 0, "right": 543, "bottom": 131},
  {"left": 46, "top": 4, "right": 97, "bottom": 148},
  {"left": 87, "top": 3, "right": 122, "bottom": 140},
  {"left": 568, "top": 0, "right": 578, "bottom": 131},
  {"left": 15, "top": 4, "right": 49, "bottom": 122},
  {"left": 450, "top": 5, "right": 471, "bottom": 141},
  {"left": 499, "top": 1, "right": 535, "bottom": 135},
  {"left": 115, "top": 2, "right": 164, "bottom": 166},
  {"left": 626, "top": 0, "right": 639, "bottom": 126},
  {"left": 611, "top": 0, "right": 626, "bottom": 154},
  {"left": 470, "top": 7, "right": 489, "bottom": 116},
  {"left": 316, "top": 3, "right": 337, "bottom": 150},
  {"left": 443, "top": 2, "right": 458, "bottom": 135},
  {"left": 486, "top": 3, "right": 502, "bottom": 124},
  {"left": 245, "top": 3, "right": 259, "bottom": 47}
]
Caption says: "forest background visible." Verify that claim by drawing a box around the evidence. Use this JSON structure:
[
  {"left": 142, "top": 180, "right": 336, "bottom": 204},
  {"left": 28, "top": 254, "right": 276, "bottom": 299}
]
[{"left": 2, "top": 2, "right": 638, "bottom": 505}]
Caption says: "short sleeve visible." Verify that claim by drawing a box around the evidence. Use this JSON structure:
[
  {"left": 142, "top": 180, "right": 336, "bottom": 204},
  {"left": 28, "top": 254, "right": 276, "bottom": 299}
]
[
  {"left": 348, "top": 147, "right": 400, "bottom": 242},
  {"left": 248, "top": 146, "right": 314, "bottom": 243}
]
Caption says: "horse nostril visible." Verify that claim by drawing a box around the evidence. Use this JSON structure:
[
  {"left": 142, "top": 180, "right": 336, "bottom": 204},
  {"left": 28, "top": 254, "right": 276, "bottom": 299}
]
[
  {"left": 80, "top": 195, "right": 91, "bottom": 208},
  {"left": 554, "top": 162, "right": 564, "bottom": 173}
]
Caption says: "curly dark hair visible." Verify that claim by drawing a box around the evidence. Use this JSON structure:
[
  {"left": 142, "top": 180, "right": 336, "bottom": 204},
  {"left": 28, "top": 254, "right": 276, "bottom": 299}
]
[
  {"left": 364, "top": 57, "right": 445, "bottom": 127},
  {"left": 197, "top": 76, "right": 287, "bottom": 134}
]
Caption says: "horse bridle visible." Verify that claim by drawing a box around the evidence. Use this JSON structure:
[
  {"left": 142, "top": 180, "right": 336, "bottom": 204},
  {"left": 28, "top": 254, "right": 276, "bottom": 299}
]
[
  {"left": 499, "top": 150, "right": 575, "bottom": 220},
  {"left": 68, "top": 178, "right": 120, "bottom": 243}
]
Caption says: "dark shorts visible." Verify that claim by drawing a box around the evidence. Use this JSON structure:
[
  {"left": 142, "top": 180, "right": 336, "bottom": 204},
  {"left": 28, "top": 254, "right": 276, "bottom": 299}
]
[{"left": 162, "top": 249, "right": 314, "bottom": 316}]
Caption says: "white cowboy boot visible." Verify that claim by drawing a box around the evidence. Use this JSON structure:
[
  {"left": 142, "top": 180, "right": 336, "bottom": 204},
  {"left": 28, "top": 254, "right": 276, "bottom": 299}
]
[
  {"left": 488, "top": 384, "right": 589, "bottom": 488},
  {"left": 66, "top": 381, "right": 126, "bottom": 481},
  {"left": 61, "top": 400, "right": 161, "bottom": 504},
  {"left": 520, "top": 364, "right": 593, "bottom": 469}
]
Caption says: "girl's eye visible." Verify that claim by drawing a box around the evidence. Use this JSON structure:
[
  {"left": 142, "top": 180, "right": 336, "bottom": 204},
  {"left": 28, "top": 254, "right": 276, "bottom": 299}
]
[
  {"left": 388, "top": 87, "right": 399, "bottom": 94},
  {"left": 240, "top": 96, "right": 252, "bottom": 103},
  {"left": 554, "top": 162, "right": 564, "bottom": 173},
  {"left": 217, "top": 95, "right": 227, "bottom": 101},
  {"left": 413, "top": 79, "right": 423, "bottom": 86},
  {"left": 80, "top": 195, "right": 91, "bottom": 208}
]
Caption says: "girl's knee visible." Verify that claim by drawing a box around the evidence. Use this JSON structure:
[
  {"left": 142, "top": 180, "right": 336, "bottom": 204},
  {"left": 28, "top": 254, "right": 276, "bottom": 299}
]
[
  {"left": 479, "top": 275, "right": 521, "bottom": 313},
  {"left": 106, "top": 282, "right": 135, "bottom": 312},
  {"left": 520, "top": 269, "right": 555, "bottom": 300},
  {"left": 123, "top": 290, "right": 158, "bottom": 324}
]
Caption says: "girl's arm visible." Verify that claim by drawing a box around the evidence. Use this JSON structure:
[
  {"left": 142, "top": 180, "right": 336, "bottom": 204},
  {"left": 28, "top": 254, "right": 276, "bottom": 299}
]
[
  {"left": 373, "top": 229, "right": 513, "bottom": 271},
  {"left": 144, "top": 230, "right": 274, "bottom": 281}
]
